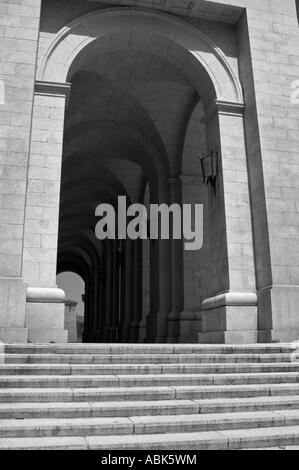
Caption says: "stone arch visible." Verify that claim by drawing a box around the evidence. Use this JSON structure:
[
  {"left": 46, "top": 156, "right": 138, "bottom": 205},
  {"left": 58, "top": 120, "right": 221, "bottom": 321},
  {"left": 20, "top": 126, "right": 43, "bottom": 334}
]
[
  {"left": 38, "top": 7, "right": 243, "bottom": 106},
  {"left": 25, "top": 5, "right": 260, "bottom": 344}
]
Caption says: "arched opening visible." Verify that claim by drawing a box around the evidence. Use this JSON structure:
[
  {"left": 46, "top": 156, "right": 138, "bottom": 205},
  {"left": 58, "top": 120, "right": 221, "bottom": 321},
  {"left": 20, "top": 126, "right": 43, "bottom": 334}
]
[
  {"left": 57, "top": 29, "right": 212, "bottom": 343},
  {"left": 32, "top": 8, "right": 257, "bottom": 344}
]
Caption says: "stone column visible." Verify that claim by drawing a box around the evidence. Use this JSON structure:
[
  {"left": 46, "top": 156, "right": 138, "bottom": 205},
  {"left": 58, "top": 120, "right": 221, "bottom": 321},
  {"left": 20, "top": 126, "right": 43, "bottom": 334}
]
[
  {"left": 102, "top": 241, "right": 115, "bottom": 341},
  {"left": 130, "top": 239, "right": 142, "bottom": 342},
  {"left": 22, "top": 81, "right": 70, "bottom": 343},
  {"left": 64, "top": 300, "right": 78, "bottom": 343},
  {"left": 82, "top": 292, "right": 91, "bottom": 343},
  {"left": 146, "top": 181, "right": 172, "bottom": 343},
  {"left": 146, "top": 228, "right": 171, "bottom": 342},
  {"left": 139, "top": 239, "right": 150, "bottom": 343},
  {"left": 95, "top": 263, "right": 105, "bottom": 342},
  {"left": 121, "top": 239, "right": 135, "bottom": 341},
  {"left": 109, "top": 244, "right": 120, "bottom": 342},
  {"left": 198, "top": 100, "right": 258, "bottom": 344},
  {"left": 0, "top": 0, "right": 42, "bottom": 343},
  {"left": 88, "top": 282, "right": 96, "bottom": 342},
  {"left": 166, "top": 177, "right": 186, "bottom": 343}
]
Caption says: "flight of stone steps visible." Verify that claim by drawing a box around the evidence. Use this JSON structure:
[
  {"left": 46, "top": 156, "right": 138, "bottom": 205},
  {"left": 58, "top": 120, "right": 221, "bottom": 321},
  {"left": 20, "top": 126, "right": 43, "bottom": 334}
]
[{"left": 1, "top": 343, "right": 299, "bottom": 450}]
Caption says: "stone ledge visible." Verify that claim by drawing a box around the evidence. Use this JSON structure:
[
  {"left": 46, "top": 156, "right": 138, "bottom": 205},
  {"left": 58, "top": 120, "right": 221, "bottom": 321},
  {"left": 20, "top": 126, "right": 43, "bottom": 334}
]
[
  {"left": 34, "top": 80, "right": 71, "bottom": 98},
  {"left": 202, "top": 292, "right": 257, "bottom": 311},
  {"left": 26, "top": 287, "right": 65, "bottom": 304},
  {"left": 201, "top": 99, "right": 245, "bottom": 123}
]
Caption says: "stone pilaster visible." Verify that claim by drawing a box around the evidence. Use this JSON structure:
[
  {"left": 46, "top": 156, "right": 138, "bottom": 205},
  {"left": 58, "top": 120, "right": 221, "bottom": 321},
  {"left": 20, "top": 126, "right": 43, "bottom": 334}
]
[
  {"left": 0, "top": 0, "right": 42, "bottom": 343},
  {"left": 238, "top": 3, "right": 299, "bottom": 342},
  {"left": 22, "top": 81, "right": 70, "bottom": 343},
  {"left": 198, "top": 100, "right": 258, "bottom": 344}
]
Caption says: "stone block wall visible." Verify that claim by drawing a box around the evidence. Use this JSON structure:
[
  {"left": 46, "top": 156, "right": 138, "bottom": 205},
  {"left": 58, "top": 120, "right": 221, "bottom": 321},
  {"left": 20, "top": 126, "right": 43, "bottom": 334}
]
[
  {"left": 0, "top": 0, "right": 42, "bottom": 342},
  {"left": 0, "top": 0, "right": 41, "bottom": 278},
  {"left": 237, "top": 0, "right": 299, "bottom": 341}
]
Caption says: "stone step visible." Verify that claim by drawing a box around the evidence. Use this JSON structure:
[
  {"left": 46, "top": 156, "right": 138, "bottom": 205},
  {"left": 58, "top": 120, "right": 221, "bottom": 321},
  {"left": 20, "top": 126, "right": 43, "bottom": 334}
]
[
  {"left": 0, "top": 416, "right": 133, "bottom": 438},
  {"left": 78, "top": 425, "right": 299, "bottom": 450},
  {"left": 4, "top": 343, "right": 297, "bottom": 355},
  {"left": 251, "top": 446, "right": 299, "bottom": 450},
  {"left": 0, "top": 386, "right": 175, "bottom": 403},
  {"left": 1, "top": 372, "right": 299, "bottom": 388},
  {"left": 2, "top": 395, "right": 299, "bottom": 419},
  {"left": 1, "top": 363, "right": 299, "bottom": 375},
  {"left": 4, "top": 353, "right": 294, "bottom": 364},
  {"left": 0, "top": 400, "right": 200, "bottom": 419},
  {"left": 175, "top": 383, "right": 299, "bottom": 400},
  {"left": 2, "top": 342, "right": 299, "bottom": 450},
  {"left": 196, "top": 395, "right": 299, "bottom": 413},
  {"left": 131, "top": 410, "right": 299, "bottom": 435},
  {"left": 1, "top": 410, "right": 299, "bottom": 438},
  {"left": 1, "top": 425, "right": 299, "bottom": 450},
  {"left": 2, "top": 383, "right": 299, "bottom": 403}
]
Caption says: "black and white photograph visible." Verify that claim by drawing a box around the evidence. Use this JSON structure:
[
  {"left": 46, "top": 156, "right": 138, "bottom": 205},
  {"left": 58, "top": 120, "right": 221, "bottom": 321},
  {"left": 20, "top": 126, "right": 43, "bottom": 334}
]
[{"left": 0, "top": 0, "right": 299, "bottom": 454}]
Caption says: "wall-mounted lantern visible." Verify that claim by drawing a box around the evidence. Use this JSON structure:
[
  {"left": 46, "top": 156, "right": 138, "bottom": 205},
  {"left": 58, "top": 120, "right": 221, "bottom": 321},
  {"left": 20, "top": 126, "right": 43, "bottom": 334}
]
[{"left": 200, "top": 151, "right": 218, "bottom": 189}]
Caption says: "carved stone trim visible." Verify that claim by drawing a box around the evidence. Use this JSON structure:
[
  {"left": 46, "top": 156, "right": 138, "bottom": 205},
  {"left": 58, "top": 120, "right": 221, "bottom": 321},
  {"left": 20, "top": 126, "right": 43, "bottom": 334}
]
[
  {"left": 201, "top": 99, "right": 245, "bottom": 123},
  {"left": 35, "top": 80, "right": 71, "bottom": 99},
  {"left": 202, "top": 292, "right": 257, "bottom": 311}
]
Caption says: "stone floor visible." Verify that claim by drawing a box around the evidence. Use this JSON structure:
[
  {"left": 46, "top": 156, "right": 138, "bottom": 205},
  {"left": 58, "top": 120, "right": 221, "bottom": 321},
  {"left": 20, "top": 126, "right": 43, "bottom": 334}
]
[{"left": 1, "top": 343, "right": 299, "bottom": 449}]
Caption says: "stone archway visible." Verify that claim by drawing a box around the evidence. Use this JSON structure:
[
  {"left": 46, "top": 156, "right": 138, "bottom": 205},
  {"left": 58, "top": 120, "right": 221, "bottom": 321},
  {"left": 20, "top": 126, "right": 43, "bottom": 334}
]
[
  {"left": 21, "top": 7, "right": 258, "bottom": 343},
  {"left": 38, "top": 8, "right": 243, "bottom": 105}
]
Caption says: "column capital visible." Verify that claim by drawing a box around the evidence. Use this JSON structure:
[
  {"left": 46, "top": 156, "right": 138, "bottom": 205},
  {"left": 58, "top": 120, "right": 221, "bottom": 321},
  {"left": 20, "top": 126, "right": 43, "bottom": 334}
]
[
  {"left": 201, "top": 99, "right": 245, "bottom": 124},
  {"left": 35, "top": 80, "right": 71, "bottom": 99}
]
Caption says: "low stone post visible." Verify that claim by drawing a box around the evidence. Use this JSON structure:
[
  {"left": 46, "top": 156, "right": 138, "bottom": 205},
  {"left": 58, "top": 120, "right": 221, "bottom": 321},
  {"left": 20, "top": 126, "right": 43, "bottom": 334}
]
[{"left": 64, "top": 300, "right": 78, "bottom": 344}]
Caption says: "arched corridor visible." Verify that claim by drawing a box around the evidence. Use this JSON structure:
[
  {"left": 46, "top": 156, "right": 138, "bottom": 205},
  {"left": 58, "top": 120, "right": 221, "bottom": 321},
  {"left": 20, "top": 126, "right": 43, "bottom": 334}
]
[
  {"left": 1, "top": 0, "right": 299, "bottom": 346},
  {"left": 57, "top": 43, "right": 207, "bottom": 343},
  {"left": 44, "top": 8, "right": 256, "bottom": 343}
]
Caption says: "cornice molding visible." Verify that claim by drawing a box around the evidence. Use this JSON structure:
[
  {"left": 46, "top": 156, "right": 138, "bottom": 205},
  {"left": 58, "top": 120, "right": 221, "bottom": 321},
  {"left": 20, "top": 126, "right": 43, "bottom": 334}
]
[
  {"left": 35, "top": 80, "right": 71, "bottom": 99},
  {"left": 201, "top": 99, "right": 245, "bottom": 124},
  {"left": 202, "top": 292, "right": 257, "bottom": 311}
]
